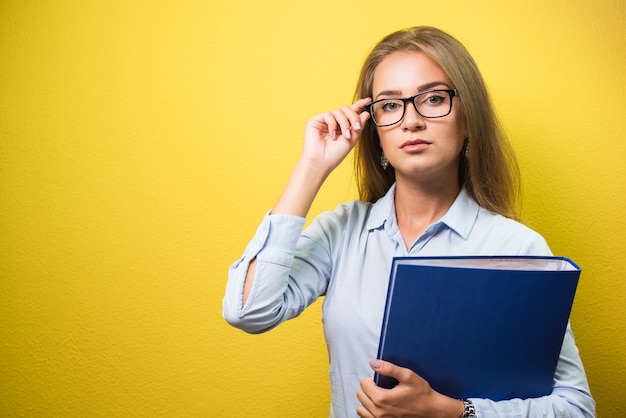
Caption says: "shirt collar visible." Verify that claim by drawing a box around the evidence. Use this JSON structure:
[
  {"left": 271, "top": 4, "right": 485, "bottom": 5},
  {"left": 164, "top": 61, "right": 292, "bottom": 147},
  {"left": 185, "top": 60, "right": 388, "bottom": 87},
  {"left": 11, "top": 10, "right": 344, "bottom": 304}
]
[
  {"left": 366, "top": 183, "right": 396, "bottom": 231},
  {"left": 438, "top": 187, "right": 479, "bottom": 240},
  {"left": 366, "top": 183, "right": 479, "bottom": 240}
]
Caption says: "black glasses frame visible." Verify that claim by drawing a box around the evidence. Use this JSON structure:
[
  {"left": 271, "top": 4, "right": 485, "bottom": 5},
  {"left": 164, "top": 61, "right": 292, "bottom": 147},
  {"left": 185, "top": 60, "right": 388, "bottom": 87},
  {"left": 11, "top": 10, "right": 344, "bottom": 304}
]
[{"left": 365, "top": 89, "right": 459, "bottom": 127}]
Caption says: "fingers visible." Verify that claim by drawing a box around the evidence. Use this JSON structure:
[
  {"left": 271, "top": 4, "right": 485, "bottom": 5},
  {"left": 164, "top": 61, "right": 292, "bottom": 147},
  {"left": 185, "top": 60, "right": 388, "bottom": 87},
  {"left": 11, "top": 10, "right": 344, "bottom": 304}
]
[
  {"left": 333, "top": 106, "right": 359, "bottom": 140},
  {"left": 358, "top": 360, "right": 447, "bottom": 417},
  {"left": 315, "top": 98, "right": 372, "bottom": 141},
  {"left": 356, "top": 364, "right": 419, "bottom": 417},
  {"left": 356, "top": 404, "right": 375, "bottom": 418},
  {"left": 347, "top": 97, "right": 373, "bottom": 138},
  {"left": 356, "top": 383, "right": 377, "bottom": 418},
  {"left": 351, "top": 97, "right": 373, "bottom": 112}
]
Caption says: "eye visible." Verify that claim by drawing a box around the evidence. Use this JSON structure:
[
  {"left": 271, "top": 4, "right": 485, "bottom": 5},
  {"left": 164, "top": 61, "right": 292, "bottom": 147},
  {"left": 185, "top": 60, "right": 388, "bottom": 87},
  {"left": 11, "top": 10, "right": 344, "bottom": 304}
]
[
  {"left": 420, "top": 92, "right": 447, "bottom": 106},
  {"left": 380, "top": 100, "right": 403, "bottom": 112}
]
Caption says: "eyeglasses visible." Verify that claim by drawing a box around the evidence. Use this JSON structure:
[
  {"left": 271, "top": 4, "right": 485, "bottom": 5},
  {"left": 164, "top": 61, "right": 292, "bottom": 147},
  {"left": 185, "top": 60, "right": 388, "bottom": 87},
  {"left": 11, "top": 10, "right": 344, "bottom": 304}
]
[{"left": 365, "top": 89, "right": 459, "bottom": 127}]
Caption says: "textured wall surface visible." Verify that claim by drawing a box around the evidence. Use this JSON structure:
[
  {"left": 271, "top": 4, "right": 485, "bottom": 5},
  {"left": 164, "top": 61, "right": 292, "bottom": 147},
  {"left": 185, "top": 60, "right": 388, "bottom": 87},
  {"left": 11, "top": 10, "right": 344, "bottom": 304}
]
[{"left": 1, "top": 1, "right": 624, "bottom": 416}]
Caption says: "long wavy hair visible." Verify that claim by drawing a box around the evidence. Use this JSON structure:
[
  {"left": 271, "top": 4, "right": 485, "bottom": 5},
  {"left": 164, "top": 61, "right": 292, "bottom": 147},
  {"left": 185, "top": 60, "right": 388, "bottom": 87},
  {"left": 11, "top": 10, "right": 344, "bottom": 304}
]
[{"left": 353, "top": 26, "right": 521, "bottom": 220}]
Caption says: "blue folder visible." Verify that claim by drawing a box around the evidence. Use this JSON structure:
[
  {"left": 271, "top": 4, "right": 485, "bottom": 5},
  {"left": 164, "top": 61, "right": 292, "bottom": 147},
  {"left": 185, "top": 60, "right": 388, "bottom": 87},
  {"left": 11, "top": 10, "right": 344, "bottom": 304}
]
[{"left": 374, "top": 256, "right": 580, "bottom": 401}]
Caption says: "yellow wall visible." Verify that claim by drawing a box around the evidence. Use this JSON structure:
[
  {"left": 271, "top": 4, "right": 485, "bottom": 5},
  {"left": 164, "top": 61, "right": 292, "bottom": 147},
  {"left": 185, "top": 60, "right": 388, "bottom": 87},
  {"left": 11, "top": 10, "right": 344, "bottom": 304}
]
[{"left": 1, "top": 1, "right": 624, "bottom": 416}]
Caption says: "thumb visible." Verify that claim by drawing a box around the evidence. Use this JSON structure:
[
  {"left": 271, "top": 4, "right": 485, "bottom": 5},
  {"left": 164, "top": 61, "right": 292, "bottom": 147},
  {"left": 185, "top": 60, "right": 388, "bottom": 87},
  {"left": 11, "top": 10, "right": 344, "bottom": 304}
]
[{"left": 369, "top": 359, "right": 413, "bottom": 383}]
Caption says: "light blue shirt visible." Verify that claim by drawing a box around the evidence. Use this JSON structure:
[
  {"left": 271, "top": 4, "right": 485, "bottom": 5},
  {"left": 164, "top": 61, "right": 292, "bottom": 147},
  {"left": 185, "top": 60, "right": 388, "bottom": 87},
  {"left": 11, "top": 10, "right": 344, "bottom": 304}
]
[{"left": 223, "top": 185, "right": 595, "bottom": 417}]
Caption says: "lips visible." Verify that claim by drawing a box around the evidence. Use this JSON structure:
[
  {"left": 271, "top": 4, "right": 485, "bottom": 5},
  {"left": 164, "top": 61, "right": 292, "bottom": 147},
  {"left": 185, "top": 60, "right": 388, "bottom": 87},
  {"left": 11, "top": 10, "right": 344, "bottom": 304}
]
[{"left": 400, "top": 139, "right": 431, "bottom": 152}]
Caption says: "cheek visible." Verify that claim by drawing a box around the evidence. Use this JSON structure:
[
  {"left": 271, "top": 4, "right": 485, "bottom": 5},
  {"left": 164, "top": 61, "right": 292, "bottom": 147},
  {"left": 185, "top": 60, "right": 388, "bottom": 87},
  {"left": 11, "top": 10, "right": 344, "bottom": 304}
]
[
  {"left": 453, "top": 119, "right": 467, "bottom": 142},
  {"left": 447, "top": 108, "right": 467, "bottom": 147},
  {"left": 450, "top": 126, "right": 467, "bottom": 154}
]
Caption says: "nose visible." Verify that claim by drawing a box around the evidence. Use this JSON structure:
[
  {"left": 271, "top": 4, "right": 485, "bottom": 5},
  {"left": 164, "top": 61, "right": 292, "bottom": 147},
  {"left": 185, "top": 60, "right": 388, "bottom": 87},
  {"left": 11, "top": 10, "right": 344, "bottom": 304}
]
[{"left": 401, "top": 100, "right": 426, "bottom": 130}]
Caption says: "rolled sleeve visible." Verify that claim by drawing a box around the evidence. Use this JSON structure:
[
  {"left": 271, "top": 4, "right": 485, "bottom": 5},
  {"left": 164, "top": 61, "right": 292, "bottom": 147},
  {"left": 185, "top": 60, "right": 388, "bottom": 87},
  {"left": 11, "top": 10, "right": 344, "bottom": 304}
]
[{"left": 222, "top": 212, "right": 307, "bottom": 333}]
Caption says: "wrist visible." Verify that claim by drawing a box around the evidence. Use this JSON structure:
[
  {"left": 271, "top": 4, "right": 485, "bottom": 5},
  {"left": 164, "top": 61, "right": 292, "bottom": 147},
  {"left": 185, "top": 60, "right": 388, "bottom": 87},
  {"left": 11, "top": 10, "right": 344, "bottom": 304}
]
[
  {"left": 430, "top": 393, "right": 467, "bottom": 418},
  {"left": 295, "top": 155, "right": 334, "bottom": 181}
]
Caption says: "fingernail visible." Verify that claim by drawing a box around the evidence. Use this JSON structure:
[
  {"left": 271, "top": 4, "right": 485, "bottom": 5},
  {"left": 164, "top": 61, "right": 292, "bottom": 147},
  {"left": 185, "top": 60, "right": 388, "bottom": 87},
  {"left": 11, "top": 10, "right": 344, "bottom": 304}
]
[
  {"left": 369, "top": 359, "right": 382, "bottom": 369},
  {"left": 354, "top": 122, "right": 362, "bottom": 130},
  {"left": 345, "top": 129, "right": 351, "bottom": 139}
]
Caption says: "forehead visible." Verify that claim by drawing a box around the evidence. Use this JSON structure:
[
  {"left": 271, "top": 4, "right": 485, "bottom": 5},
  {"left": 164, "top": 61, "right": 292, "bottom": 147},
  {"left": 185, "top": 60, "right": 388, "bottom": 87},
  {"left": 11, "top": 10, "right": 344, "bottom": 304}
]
[{"left": 372, "top": 51, "right": 450, "bottom": 95}]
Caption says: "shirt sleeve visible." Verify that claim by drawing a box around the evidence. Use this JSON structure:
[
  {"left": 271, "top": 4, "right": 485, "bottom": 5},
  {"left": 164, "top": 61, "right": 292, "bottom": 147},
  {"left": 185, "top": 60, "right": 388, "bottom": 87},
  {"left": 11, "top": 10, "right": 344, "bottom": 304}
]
[{"left": 222, "top": 211, "right": 330, "bottom": 334}]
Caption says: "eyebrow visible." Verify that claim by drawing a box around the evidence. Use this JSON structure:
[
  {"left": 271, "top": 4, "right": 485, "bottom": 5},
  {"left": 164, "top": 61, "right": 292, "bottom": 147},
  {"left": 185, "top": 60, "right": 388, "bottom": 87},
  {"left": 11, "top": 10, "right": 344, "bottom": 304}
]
[{"left": 374, "top": 81, "right": 451, "bottom": 100}]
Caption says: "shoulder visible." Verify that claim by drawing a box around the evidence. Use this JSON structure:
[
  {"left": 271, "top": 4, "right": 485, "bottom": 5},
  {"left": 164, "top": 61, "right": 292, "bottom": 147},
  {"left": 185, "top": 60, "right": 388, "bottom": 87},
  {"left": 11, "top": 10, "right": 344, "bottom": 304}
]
[
  {"left": 474, "top": 207, "right": 552, "bottom": 255},
  {"left": 301, "top": 199, "right": 381, "bottom": 246},
  {"left": 309, "top": 200, "right": 374, "bottom": 232}
]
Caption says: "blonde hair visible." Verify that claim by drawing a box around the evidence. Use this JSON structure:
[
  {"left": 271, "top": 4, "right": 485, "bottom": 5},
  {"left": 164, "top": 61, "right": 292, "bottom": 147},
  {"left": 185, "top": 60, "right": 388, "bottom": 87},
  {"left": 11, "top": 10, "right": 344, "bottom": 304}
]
[{"left": 353, "top": 26, "right": 521, "bottom": 220}]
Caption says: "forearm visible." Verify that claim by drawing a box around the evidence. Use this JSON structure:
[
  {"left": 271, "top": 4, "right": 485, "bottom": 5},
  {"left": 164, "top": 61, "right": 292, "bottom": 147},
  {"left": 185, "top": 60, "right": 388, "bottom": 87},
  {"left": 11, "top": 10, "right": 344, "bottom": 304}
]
[{"left": 272, "top": 157, "right": 330, "bottom": 217}]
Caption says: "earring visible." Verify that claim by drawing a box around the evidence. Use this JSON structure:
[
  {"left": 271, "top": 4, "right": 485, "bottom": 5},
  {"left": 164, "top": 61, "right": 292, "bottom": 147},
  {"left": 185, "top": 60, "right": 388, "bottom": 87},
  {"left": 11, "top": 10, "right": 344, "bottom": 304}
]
[
  {"left": 464, "top": 138, "right": 470, "bottom": 158},
  {"left": 380, "top": 153, "right": 389, "bottom": 170}
]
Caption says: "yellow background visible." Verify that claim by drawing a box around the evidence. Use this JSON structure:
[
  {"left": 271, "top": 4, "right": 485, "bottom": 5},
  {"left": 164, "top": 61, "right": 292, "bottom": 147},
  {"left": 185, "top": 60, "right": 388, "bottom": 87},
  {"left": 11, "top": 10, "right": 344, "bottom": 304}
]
[{"left": 1, "top": 1, "right": 624, "bottom": 416}]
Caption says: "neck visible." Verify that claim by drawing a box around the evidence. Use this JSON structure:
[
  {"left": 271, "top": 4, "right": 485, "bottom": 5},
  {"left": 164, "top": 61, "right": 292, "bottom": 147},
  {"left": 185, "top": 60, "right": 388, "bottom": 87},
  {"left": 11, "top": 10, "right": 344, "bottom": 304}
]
[{"left": 393, "top": 176, "right": 460, "bottom": 249}]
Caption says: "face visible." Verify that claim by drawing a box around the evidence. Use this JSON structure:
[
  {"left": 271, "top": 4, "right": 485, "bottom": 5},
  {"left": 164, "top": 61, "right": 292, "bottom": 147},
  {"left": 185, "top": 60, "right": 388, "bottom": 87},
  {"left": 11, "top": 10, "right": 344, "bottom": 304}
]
[{"left": 371, "top": 51, "right": 466, "bottom": 185}]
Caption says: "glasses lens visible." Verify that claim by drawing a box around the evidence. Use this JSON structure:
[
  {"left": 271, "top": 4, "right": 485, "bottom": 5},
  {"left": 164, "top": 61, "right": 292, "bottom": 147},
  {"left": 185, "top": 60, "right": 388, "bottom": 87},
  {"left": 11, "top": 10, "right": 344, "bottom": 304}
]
[
  {"left": 414, "top": 90, "right": 452, "bottom": 118},
  {"left": 371, "top": 99, "right": 404, "bottom": 126}
]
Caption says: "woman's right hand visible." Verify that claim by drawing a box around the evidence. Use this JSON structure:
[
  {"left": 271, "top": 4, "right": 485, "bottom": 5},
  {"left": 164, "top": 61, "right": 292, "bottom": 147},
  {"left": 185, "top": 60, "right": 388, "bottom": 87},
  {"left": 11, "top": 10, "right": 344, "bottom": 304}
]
[
  {"left": 269, "top": 97, "right": 372, "bottom": 219},
  {"left": 301, "top": 97, "right": 372, "bottom": 175}
]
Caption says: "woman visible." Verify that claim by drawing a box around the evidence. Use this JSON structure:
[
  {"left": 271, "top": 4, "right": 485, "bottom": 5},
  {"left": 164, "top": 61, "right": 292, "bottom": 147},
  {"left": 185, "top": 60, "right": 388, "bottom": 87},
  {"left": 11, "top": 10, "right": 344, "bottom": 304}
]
[{"left": 223, "top": 26, "right": 595, "bottom": 418}]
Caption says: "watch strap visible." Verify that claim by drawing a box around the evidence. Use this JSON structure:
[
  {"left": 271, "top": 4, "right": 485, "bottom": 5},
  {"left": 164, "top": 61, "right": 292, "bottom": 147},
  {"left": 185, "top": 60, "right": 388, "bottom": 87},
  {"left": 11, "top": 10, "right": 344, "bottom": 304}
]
[{"left": 461, "top": 399, "right": 476, "bottom": 418}]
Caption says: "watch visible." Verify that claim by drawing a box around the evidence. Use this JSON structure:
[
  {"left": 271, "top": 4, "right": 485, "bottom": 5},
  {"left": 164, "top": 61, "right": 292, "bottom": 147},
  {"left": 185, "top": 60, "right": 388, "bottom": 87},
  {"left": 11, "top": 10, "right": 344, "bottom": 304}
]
[{"left": 461, "top": 399, "right": 476, "bottom": 418}]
